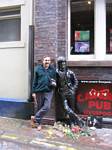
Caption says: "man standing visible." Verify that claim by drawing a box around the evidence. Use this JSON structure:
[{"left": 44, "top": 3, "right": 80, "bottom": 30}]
[
  {"left": 56, "top": 56, "right": 79, "bottom": 127},
  {"left": 31, "top": 56, "right": 56, "bottom": 130}
]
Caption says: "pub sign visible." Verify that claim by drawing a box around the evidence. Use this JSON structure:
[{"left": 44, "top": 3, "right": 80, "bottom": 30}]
[{"left": 76, "top": 80, "right": 112, "bottom": 117}]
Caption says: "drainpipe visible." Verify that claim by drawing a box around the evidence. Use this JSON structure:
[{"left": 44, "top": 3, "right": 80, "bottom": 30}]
[{"left": 28, "top": 25, "right": 34, "bottom": 102}]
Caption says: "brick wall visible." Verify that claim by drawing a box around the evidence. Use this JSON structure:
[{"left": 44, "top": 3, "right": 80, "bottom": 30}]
[
  {"left": 56, "top": 0, "right": 68, "bottom": 57},
  {"left": 70, "top": 67, "right": 112, "bottom": 81},
  {"left": 34, "top": 0, "right": 57, "bottom": 62},
  {"left": 34, "top": 0, "right": 68, "bottom": 63}
]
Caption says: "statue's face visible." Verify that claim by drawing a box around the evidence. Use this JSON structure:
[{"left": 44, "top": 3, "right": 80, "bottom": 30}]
[{"left": 58, "top": 61, "right": 66, "bottom": 71}]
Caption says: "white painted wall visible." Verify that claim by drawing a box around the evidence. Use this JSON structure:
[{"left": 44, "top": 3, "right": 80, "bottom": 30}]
[
  {"left": 0, "top": 0, "right": 33, "bottom": 99},
  {"left": 0, "top": 48, "right": 28, "bottom": 99}
]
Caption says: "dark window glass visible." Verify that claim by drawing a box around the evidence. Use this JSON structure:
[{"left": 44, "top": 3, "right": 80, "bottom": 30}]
[
  {"left": 71, "top": 0, "right": 94, "bottom": 55},
  {"left": 0, "top": 7, "right": 21, "bottom": 42}
]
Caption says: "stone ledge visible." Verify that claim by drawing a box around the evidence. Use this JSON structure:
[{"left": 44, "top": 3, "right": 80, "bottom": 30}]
[
  {"left": 67, "top": 61, "right": 112, "bottom": 67},
  {"left": 0, "top": 98, "right": 34, "bottom": 120}
]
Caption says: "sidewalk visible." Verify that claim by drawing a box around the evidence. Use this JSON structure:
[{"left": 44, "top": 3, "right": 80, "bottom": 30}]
[{"left": 0, "top": 117, "right": 112, "bottom": 150}]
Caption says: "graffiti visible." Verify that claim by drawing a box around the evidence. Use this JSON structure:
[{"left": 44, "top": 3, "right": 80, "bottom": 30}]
[{"left": 77, "top": 88, "right": 112, "bottom": 102}]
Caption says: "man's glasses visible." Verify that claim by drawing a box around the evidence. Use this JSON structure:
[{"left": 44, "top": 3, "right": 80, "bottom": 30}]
[{"left": 44, "top": 60, "right": 51, "bottom": 61}]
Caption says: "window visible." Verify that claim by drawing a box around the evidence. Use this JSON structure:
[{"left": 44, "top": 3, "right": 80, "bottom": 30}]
[
  {"left": 68, "top": 0, "right": 112, "bottom": 61},
  {"left": 0, "top": 7, "right": 21, "bottom": 42}
]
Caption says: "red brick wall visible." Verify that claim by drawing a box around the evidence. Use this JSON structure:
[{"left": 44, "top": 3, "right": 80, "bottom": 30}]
[
  {"left": 56, "top": 0, "right": 68, "bottom": 57},
  {"left": 34, "top": 0, "right": 68, "bottom": 63},
  {"left": 34, "top": 0, "right": 57, "bottom": 62}
]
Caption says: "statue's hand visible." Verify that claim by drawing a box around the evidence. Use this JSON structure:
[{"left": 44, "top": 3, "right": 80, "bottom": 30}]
[{"left": 69, "top": 88, "right": 75, "bottom": 95}]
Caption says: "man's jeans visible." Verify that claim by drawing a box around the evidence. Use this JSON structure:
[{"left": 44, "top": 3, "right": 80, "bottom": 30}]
[{"left": 34, "top": 90, "right": 53, "bottom": 124}]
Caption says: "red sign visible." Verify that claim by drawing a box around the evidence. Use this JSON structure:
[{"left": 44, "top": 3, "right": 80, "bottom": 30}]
[{"left": 76, "top": 81, "right": 112, "bottom": 117}]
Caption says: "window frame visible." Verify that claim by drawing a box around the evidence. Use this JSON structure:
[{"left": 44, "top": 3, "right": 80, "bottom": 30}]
[
  {"left": 0, "top": 7, "right": 21, "bottom": 42},
  {"left": 68, "top": 0, "right": 112, "bottom": 62},
  {"left": 0, "top": 0, "right": 25, "bottom": 48}
]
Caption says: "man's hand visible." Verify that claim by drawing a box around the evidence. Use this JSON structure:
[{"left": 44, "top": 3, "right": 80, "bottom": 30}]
[{"left": 32, "top": 93, "right": 36, "bottom": 101}]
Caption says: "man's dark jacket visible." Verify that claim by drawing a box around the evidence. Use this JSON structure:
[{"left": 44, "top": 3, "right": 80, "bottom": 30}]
[{"left": 32, "top": 64, "right": 56, "bottom": 93}]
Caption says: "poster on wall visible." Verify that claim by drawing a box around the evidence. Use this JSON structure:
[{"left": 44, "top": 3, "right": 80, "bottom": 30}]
[
  {"left": 75, "top": 30, "right": 90, "bottom": 41},
  {"left": 73, "top": 30, "right": 90, "bottom": 54},
  {"left": 75, "top": 41, "right": 89, "bottom": 53},
  {"left": 76, "top": 80, "right": 112, "bottom": 117}
]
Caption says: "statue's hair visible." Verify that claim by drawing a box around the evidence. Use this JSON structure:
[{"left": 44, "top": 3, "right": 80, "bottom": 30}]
[{"left": 57, "top": 56, "right": 66, "bottom": 62}]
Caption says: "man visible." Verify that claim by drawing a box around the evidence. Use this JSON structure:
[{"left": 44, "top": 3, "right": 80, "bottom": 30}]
[
  {"left": 56, "top": 56, "right": 80, "bottom": 127},
  {"left": 31, "top": 56, "right": 56, "bottom": 130}
]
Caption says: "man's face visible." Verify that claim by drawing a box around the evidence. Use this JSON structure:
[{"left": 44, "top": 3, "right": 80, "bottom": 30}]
[{"left": 43, "top": 57, "right": 51, "bottom": 68}]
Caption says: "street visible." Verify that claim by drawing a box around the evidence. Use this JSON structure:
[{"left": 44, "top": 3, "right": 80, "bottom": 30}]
[{"left": 0, "top": 117, "right": 112, "bottom": 150}]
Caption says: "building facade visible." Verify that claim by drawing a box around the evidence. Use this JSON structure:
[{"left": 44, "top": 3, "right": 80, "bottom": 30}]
[
  {"left": 34, "top": 0, "right": 112, "bottom": 119},
  {"left": 0, "top": 0, "right": 112, "bottom": 119},
  {"left": 0, "top": 0, "right": 33, "bottom": 118}
]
